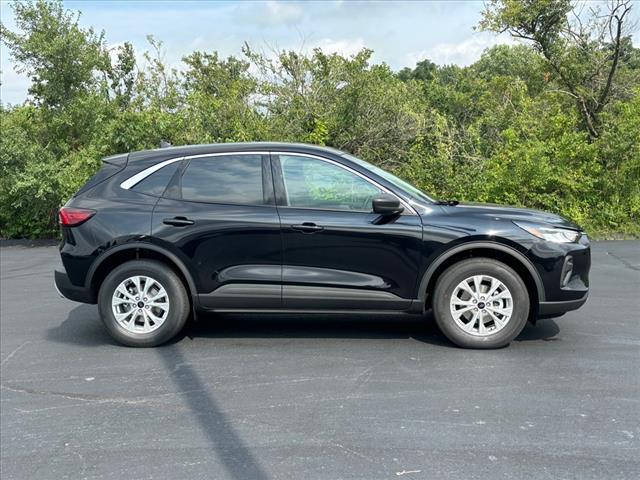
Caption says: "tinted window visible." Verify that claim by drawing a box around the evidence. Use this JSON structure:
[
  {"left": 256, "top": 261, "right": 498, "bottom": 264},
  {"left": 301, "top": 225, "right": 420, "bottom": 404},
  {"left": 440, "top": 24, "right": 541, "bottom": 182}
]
[
  {"left": 279, "top": 155, "right": 381, "bottom": 211},
  {"left": 133, "top": 161, "right": 179, "bottom": 197},
  {"left": 181, "top": 155, "right": 264, "bottom": 205},
  {"left": 75, "top": 162, "right": 123, "bottom": 196}
]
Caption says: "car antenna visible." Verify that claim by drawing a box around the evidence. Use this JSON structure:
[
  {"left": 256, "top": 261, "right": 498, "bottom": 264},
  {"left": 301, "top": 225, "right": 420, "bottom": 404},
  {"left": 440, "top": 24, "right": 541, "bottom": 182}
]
[{"left": 159, "top": 140, "right": 172, "bottom": 148}]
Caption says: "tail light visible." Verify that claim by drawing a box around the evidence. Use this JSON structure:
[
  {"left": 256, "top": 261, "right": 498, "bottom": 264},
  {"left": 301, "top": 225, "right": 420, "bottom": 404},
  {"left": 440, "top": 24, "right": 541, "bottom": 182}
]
[{"left": 58, "top": 207, "right": 96, "bottom": 227}]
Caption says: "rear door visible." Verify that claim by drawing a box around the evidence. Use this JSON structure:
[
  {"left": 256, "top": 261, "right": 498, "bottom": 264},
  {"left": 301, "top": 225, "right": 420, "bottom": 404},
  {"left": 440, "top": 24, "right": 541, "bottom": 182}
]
[
  {"left": 151, "top": 152, "right": 282, "bottom": 309},
  {"left": 272, "top": 153, "right": 423, "bottom": 310}
]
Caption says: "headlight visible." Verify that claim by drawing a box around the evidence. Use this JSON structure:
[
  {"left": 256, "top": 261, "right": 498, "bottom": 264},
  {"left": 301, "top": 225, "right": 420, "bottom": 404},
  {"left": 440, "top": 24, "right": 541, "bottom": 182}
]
[{"left": 513, "top": 221, "right": 580, "bottom": 243}]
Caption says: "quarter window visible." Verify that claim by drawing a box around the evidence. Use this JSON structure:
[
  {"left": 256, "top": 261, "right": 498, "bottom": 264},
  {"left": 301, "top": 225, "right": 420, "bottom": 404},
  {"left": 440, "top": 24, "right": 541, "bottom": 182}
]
[
  {"left": 132, "top": 161, "right": 179, "bottom": 197},
  {"left": 180, "top": 155, "right": 264, "bottom": 205},
  {"left": 279, "top": 155, "right": 382, "bottom": 211}
]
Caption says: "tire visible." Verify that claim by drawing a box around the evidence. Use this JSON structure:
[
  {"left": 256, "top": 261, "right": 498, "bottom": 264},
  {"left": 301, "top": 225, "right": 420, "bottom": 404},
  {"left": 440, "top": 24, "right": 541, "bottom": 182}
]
[
  {"left": 98, "top": 260, "right": 190, "bottom": 347},
  {"left": 432, "top": 258, "right": 529, "bottom": 349}
]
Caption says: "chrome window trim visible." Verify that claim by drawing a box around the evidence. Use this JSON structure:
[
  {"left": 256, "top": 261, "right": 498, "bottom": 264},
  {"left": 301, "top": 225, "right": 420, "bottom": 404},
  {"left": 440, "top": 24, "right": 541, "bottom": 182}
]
[
  {"left": 119, "top": 149, "right": 417, "bottom": 215},
  {"left": 119, "top": 151, "right": 270, "bottom": 190},
  {"left": 120, "top": 157, "right": 184, "bottom": 190}
]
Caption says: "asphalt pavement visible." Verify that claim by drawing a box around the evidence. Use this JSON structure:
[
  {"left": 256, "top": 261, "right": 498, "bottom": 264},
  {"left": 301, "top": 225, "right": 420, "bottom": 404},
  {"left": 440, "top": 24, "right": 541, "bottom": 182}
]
[{"left": 1, "top": 241, "right": 639, "bottom": 480}]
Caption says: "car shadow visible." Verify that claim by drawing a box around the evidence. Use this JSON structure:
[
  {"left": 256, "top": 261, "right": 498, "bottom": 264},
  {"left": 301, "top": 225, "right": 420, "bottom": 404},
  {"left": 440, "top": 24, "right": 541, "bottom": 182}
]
[
  {"left": 45, "top": 305, "right": 451, "bottom": 347},
  {"left": 46, "top": 305, "right": 560, "bottom": 349},
  {"left": 45, "top": 304, "right": 118, "bottom": 347},
  {"left": 178, "top": 311, "right": 453, "bottom": 347},
  {"left": 516, "top": 317, "right": 561, "bottom": 342}
]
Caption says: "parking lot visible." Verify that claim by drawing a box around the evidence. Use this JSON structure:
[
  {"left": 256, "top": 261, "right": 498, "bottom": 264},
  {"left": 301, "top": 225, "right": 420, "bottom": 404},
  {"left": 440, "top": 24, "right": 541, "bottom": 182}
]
[{"left": 1, "top": 241, "right": 638, "bottom": 479}]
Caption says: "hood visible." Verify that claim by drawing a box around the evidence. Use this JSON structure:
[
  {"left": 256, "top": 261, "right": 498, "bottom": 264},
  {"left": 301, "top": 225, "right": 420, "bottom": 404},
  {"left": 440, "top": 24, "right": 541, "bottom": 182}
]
[{"left": 448, "top": 202, "right": 582, "bottom": 231}]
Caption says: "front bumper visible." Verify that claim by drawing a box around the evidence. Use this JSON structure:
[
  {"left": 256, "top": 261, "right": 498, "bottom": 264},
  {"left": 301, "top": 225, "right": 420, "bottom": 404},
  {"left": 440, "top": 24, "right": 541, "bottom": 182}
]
[
  {"left": 530, "top": 233, "right": 590, "bottom": 299},
  {"left": 526, "top": 233, "right": 590, "bottom": 319},
  {"left": 538, "top": 292, "right": 588, "bottom": 318},
  {"left": 54, "top": 269, "right": 96, "bottom": 304}
]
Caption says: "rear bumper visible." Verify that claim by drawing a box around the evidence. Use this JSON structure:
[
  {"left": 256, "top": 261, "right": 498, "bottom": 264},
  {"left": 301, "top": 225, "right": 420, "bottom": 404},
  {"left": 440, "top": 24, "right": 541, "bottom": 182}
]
[
  {"left": 54, "top": 269, "right": 96, "bottom": 304},
  {"left": 538, "top": 292, "right": 588, "bottom": 318}
]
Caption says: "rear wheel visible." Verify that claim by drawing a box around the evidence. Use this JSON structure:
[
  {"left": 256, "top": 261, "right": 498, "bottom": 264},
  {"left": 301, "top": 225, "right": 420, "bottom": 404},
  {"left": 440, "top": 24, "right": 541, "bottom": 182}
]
[
  {"left": 98, "top": 260, "right": 190, "bottom": 347},
  {"left": 432, "top": 258, "right": 529, "bottom": 349}
]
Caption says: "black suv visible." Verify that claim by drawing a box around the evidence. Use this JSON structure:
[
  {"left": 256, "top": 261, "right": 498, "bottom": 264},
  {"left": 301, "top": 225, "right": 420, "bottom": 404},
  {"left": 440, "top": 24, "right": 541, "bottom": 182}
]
[{"left": 54, "top": 143, "right": 590, "bottom": 348}]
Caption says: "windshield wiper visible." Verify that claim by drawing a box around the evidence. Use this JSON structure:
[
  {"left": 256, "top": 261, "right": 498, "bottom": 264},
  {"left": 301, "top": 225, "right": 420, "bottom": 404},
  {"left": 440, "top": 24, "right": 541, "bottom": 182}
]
[{"left": 435, "top": 199, "right": 459, "bottom": 206}]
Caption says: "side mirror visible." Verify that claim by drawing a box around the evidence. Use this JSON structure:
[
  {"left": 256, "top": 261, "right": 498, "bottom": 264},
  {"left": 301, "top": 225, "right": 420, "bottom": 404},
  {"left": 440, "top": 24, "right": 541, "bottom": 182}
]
[{"left": 372, "top": 194, "right": 404, "bottom": 215}]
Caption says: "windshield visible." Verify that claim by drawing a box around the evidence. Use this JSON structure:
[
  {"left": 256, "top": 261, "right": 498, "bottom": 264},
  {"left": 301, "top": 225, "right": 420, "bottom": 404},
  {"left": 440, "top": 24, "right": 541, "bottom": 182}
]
[{"left": 341, "top": 154, "right": 435, "bottom": 203}]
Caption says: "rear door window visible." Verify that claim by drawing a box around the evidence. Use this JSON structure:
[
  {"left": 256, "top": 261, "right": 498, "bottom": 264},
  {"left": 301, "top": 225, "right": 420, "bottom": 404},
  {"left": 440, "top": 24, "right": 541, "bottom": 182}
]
[{"left": 179, "top": 154, "right": 265, "bottom": 205}]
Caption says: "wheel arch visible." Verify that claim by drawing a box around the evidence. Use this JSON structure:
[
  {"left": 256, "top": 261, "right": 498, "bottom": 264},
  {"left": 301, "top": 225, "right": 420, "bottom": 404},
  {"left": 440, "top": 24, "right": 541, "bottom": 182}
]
[
  {"left": 86, "top": 243, "right": 198, "bottom": 306},
  {"left": 419, "top": 241, "right": 544, "bottom": 314}
]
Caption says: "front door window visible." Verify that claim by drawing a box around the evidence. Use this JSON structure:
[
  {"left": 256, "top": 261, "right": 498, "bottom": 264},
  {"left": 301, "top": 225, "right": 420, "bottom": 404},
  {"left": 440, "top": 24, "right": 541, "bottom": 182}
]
[{"left": 279, "top": 155, "right": 382, "bottom": 212}]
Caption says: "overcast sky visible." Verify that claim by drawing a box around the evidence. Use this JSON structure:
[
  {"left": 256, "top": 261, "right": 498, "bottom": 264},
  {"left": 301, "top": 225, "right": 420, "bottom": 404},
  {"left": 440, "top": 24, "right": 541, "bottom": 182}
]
[{"left": 1, "top": 0, "right": 638, "bottom": 105}]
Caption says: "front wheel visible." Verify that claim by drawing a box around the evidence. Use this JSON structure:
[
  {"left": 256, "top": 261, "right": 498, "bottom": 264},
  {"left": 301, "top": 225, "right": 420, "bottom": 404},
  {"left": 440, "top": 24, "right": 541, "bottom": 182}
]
[
  {"left": 432, "top": 258, "right": 529, "bottom": 349},
  {"left": 98, "top": 260, "right": 190, "bottom": 347}
]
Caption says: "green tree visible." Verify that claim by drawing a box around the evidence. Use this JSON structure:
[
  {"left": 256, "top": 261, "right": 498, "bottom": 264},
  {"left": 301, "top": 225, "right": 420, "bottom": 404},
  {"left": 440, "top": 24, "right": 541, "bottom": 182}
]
[
  {"left": 479, "top": 0, "right": 637, "bottom": 139},
  {"left": 0, "top": 0, "right": 638, "bottom": 239},
  {"left": 108, "top": 42, "right": 137, "bottom": 109},
  {"left": 398, "top": 58, "right": 437, "bottom": 82},
  {"left": 0, "top": 0, "right": 109, "bottom": 109},
  {"left": 181, "top": 51, "right": 264, "bottom": 143},
  {"left": 472, "top": 44, "right": 547, "bottom": 95}
]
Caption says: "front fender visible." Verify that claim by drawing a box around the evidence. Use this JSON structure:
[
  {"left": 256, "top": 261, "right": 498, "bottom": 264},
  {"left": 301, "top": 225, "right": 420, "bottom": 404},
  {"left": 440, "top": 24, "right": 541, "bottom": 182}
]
[{"left": 417, "top": 239, "right": 545, "bottom": 304}]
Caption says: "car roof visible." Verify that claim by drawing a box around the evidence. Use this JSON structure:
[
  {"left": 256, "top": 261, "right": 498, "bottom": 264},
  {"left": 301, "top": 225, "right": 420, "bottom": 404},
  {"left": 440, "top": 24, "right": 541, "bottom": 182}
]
[{"left": 128, "top": 142, "right": 348, "bottom": 163}]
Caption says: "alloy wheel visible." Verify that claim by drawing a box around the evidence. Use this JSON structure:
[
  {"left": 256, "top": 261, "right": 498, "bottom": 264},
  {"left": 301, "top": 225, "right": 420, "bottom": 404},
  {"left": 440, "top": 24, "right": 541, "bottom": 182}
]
[
  {"left": 449, "top": 275, "right": 513, "bottom": 336},
  {"left": 111, "top": 275, "right": 170, "bottom": 334}
]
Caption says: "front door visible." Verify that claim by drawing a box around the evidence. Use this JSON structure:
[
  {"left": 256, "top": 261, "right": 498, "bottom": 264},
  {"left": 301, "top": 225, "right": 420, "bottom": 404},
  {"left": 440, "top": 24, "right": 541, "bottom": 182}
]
[{"left": 271, "top": 153, "right": 423, "bottom": 310}]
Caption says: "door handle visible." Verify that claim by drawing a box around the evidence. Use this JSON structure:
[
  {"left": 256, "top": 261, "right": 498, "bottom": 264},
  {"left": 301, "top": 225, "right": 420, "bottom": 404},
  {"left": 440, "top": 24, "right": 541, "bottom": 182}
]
[
  {"left": 291, "top": 222, "right": 324, "bottom": 234},
  {"left": 163, "top": 216, "right": 194, "bottom": 227}
]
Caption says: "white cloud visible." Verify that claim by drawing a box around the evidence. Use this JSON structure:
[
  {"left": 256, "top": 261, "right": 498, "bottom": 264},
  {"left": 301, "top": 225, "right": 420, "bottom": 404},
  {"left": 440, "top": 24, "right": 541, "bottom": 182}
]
[
  {"left": 313, "top": 38, "right": 366, "bottom": 57},
  {"left": 262, "top": 1, "right": 304, "bottom": 25},
  {"left": 407, "top": 33, "right": 517, "bottom": 67},
  {"left": 252, "top": 36, "right": 366, "bottom": 61}
]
